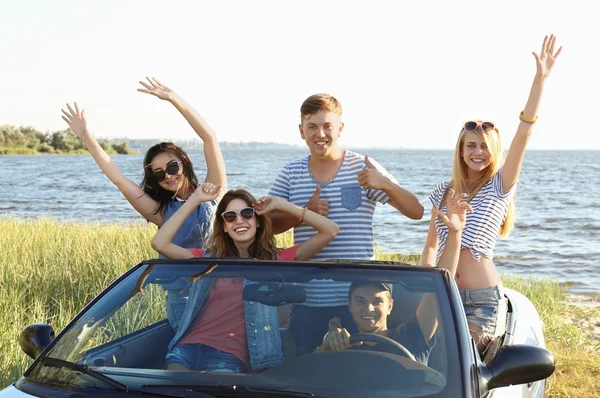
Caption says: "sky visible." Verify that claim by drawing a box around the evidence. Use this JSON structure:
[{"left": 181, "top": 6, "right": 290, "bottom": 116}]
[{"left": 1, "top": 0, "right": 598, "bottom": 150}]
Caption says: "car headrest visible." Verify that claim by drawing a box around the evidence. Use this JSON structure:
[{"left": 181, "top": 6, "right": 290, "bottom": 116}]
[{"left": 387, "top": 283, "right": 425, "bottom": 329}]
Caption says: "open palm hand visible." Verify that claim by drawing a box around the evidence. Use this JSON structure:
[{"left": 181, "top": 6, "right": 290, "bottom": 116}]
[
  {"left": 434, "top": 190, "right": 473, "bottom": 232},
  {"left": 61, "top": 102, "right": 88, "bottom": 137},
  {"left": 137, "top": 77, "right": 175, "bottom": 101},
  {"left": 534, "top": 34, "right": 562, "bottom": 80}
]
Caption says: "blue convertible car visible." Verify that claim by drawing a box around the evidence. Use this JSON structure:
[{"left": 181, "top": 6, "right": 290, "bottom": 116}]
[{"left": 1, "top": 258, "right": 554, "bottom": 397}]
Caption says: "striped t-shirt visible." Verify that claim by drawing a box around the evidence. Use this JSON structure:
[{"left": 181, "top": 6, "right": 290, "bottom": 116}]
[
  {"left": 429, "top": 169, "right": 517, "bottom": 263},
  {"left": 269, "top": 151, "right": 396, "bottom": 306}
]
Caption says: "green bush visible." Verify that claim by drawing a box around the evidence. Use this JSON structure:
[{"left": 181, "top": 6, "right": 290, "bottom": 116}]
[{"left": 37, "top": 143, "right": 53, "bottom": 153}]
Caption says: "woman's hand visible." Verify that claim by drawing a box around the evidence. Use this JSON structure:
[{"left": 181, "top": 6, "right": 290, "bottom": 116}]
[
  {"left": 533, "top": 34, "right": 562, "bottom": 80},
  {"left": 253, "top": 196, "right": 284, "bottom": 215},
  {"left": 61, "top": 102, "right": 88, "bottom": 137},
  {"left": 137, "top": 77, "right": 176, "bottom": 101},
  {"left": 434, "top": 190, "right": 473, "bottom": 232},
  {"left": 189, "top": 183, "right": 221, "bottom": 204}
]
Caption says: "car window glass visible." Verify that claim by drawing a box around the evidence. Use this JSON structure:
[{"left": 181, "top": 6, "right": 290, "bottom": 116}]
[{"left": 28, "top": 262, "right": 457, "bottom": 398}]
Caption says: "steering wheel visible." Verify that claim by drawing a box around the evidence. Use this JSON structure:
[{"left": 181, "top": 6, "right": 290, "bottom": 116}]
[{"left": 350, "top": 333, "right": 416, "bottom": 361}]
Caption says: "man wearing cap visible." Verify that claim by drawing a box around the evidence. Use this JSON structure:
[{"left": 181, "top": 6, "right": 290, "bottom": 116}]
[{"left": 316, "top": 189, "right": 472, "bottom": 366}]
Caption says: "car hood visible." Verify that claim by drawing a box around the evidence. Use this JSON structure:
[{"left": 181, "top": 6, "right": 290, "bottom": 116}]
[{"left": 0, "top": 385, "right": 34, "bottom": 398}]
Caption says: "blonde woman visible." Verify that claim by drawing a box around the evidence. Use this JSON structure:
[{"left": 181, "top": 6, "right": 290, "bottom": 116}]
[{"left": 421, "top": 35, "right": 562, "bottom": 352}]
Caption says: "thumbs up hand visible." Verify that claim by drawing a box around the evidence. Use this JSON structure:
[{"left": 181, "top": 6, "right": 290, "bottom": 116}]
[
  {"left": 364, "top": 155, "right": 376, "bottom": 169},
  {"left": 306, "top": 185, "right": 329, "bottom": 217},
  {"left": 358, "top": 155, "right": 390, "bottom": 190}
]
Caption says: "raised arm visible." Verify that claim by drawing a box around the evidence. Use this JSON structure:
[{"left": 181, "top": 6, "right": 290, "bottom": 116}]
[
  {"left": 268, "top": 186, "right": 328, "bottom": 234},
  {"left": 420, "top": 209, "right": 440, "bottom": 266},
  {"left": 358, "top": 156, "right": 424, "bottom": 220},
  {"left": 416, "top": 190, "right": 472, "bottom": 340},
  {"left": 254, "top": 196, "right": 339, "bottom": 261},
  {"left": 138, "top": 77, "right": 227, "bottom": 194},
  {"left": 502, "top": 35, "right": 562, "bottom": 192},
  {"left": 151, "top": 183, "right": 220, "bottom": 258},
  {"left": 61, "top": 103, "right": 163, "bottom": 225}
]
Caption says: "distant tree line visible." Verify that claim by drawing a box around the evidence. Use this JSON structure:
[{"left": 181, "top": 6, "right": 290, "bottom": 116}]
[{"left": 0, "top": 125, "right": 134, "bottom": 154}]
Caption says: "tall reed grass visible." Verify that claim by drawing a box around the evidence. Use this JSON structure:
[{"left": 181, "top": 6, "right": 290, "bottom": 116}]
[{"left": 0, "top": 218, "right": 156, "bottom": 386}]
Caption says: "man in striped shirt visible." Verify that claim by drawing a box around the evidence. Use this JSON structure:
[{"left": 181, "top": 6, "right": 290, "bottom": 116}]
[{"left": 268, "top": 93, "right": 424, "bottom": 355}]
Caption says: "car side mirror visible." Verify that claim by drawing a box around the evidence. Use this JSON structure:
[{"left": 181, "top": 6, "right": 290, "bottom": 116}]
[
  {"left": 481, "top": 344, "right": 555, "bottom": 392},
  {"left": 243, "top": 282, "right": 306, "bottom": 306},
  {"left": 19, "top": 323, "right": 55, "bottom": 359}
]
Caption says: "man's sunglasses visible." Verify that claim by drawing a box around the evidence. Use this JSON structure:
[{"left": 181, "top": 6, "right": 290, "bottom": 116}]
[
  {"left": 221, "top": 207, "right": 256, "bottom": 223},
  {"left": 151, "top": 160, "right": 182, "bottom": 183},
  {"left": 463, "top": 121, "right": 496, "bottom": 132}
]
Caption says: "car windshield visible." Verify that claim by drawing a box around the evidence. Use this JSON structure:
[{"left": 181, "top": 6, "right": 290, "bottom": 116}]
[{"left": 25, "top": 259, "right": 461, "bottom": 398}]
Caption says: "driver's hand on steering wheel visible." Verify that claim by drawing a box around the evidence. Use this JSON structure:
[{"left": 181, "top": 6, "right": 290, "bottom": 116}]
[
  {"left": 321, "top": 327, "right": 351, "bottom": 351},
  {"left": 316, "top": 317, "right": 363, "bottom": 352}
]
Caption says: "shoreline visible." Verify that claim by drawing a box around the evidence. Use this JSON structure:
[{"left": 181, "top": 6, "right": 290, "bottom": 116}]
[
  {"left": 564, "top": 294, "right": 600, "bottom": 307},
  {"left": 562, "top": 301, "right": 600, "bottom": 346},
  {"left": 0, "top": 151, "right": 138, "bottom": 155}
]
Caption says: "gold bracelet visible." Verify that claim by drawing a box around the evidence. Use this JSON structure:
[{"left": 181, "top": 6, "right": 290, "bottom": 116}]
[{"left": 519, "top": 111, "right": 538, "bottom": 124}]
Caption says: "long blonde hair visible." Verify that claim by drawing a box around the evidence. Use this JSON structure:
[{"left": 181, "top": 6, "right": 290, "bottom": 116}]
[{"left": 440, "top": 124, "right": 515, "bottom": 238}]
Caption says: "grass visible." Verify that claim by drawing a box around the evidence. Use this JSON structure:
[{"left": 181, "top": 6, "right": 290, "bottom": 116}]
[
  {"left": 0, "top": 147, "right": 39, "bottom": 155},
  {"left": 501, "top": 277, "right": 600, "bottom": 397},
  {"left": 0, "top": 217, "right": 157, "bottom": 386},
  {"left": 0, "top": 218, "right": 598, "bottom": 396}
]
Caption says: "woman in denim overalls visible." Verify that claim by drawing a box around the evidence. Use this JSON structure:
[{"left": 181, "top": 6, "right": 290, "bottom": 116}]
[{"left": 62, "top": 77, "right": 227, "bottom": 328}]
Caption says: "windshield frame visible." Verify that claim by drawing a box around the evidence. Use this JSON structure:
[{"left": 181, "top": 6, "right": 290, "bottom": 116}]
[{"left": 21, "top": 258, "right": 465, "bottom": 398}]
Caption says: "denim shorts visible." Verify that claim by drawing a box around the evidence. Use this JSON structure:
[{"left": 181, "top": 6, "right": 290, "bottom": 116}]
[
  {"left": 165, "top": 343, "right": 246, "bottom": 373},
  {"left": 460, "top": 284, "right": 507, "bottom": 341}
]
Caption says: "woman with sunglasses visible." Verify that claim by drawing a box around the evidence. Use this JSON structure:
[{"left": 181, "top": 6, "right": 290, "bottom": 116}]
[
  {"left": 421, "top": 35, "right": 562, "bottom": 354},
  {"left": 151, "top": 184, "right": 339, "bottom": 372},
  {"left": 62, "top": 77, "right": 227, "bottom": 330},
  {"left": 62, "top": 77, "right": 226, "bottom": 230}
]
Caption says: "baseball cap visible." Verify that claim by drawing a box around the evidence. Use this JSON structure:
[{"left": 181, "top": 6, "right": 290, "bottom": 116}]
[{"left": 349, "top": 281, "right": 393, "bottom": 295}]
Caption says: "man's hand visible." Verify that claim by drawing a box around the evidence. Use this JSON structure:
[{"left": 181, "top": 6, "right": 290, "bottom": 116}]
[
  {"left": 317, "top": 317, "right": 360, "bottom": 352},
  {"left": 357, "top": 156, "right": 390, "bottom": 190},
  {"left": 306, "top": 185, "right": 328, "bottom": 217}
]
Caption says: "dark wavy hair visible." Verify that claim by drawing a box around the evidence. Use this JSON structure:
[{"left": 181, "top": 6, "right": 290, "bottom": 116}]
[
  {"left": 140, "top": 142, "right": 199, "bottom": 216},
  {"left": 208, "top": 189, "right": 278, "bottom": 260}
]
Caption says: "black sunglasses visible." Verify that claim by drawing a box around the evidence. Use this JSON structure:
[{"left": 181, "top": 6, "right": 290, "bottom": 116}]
[
  {"left": 463, "top": 121, "right": 496, "bottom": 132},
  {"left": 151, "top": 160, "right": 182, "bottom": 183},
  {"left": 221, "top": 207, "right": 256, "bottom": 223}
]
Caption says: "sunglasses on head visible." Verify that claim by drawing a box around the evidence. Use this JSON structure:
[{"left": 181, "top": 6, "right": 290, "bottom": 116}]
[
  {"left": 151, "top": 160, "right": 182, "bottom": 183},
  {"left": 221, "top": 207, "right": 256, "bottom": 223},
  {"left": 463, "top": 121, "right": 496, "bottom": 132}
]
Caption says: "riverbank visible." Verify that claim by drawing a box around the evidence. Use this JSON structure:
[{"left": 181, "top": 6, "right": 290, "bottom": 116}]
[
  {"left": 563, "top": 304, "right": 600, "bottom": 344},
  {"left": 547, "top": 303, "right": 600, "bottom": 396},
  {"left": 0, "top": 147, "right": 138, "bottom": 155},
  {"left": 0, "top": 218, "right": 598, "bottom": 396},
  {"left": 1, "top": 124, "right": 137, "bottom": 155}
]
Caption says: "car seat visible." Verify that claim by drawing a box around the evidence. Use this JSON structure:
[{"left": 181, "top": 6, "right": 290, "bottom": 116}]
[{"left": 387, "top": 283, "right": 447, "bottom": 375}]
